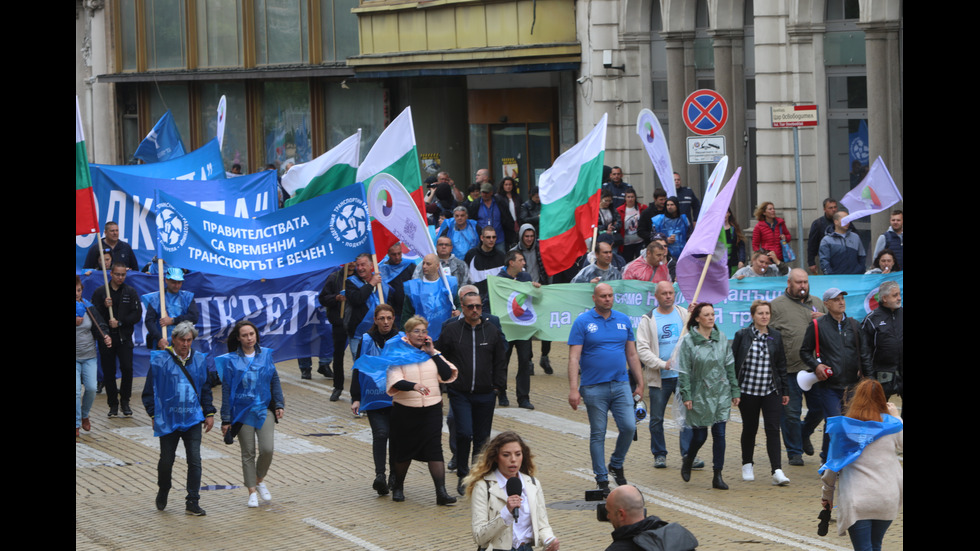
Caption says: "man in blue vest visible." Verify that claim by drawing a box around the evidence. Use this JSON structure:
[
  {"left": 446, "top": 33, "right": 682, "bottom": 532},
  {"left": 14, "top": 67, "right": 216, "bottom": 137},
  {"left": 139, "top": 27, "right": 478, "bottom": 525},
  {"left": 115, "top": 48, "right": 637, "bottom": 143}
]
[
  {"left": 346, "top": 253, "right": 396, "bottom": 364},
  {"left": 141, "top": 321, "right": 215, "bottom": 516},
  {"left": 403, "top": 254, "right": 458, "bottom": 340},
  {"left": 143, "top": 267, "right": 199, "bottom": 351},
  {"left": 872, "top": 210, "right": 903, "bottom": 269}
]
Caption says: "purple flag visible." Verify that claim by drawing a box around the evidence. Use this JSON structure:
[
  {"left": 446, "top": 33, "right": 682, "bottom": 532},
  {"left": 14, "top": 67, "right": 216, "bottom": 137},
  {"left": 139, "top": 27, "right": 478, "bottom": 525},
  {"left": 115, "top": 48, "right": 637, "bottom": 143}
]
[
  {"left": 675, "top": 167, "right": 741, "bottom": 304},
  {"left": 840, "top": 156, "right": 902, "bottom": 225}
]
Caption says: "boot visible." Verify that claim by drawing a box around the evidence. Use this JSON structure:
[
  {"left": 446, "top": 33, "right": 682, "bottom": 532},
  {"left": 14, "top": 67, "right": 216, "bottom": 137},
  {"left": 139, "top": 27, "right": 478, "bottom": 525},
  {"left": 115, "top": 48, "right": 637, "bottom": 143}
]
[
  {"left": 712, "top": 469, "right": 729, "bottom": 490},
  {"left": 681, "top": 455, "right": 694, "bottom": 482},
  {"left": 435, "top": 484, "right": 457, "bottom": 506},
  {"left": 391, "top": 475, "right": 405, "bottom": 502}
]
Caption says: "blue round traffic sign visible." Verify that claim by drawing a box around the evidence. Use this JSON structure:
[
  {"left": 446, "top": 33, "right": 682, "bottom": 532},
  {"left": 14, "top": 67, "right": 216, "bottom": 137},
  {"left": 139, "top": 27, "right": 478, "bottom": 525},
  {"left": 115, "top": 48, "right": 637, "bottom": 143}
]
[{"left": 682, "top": 89, "right": 728, "bottom": 136}]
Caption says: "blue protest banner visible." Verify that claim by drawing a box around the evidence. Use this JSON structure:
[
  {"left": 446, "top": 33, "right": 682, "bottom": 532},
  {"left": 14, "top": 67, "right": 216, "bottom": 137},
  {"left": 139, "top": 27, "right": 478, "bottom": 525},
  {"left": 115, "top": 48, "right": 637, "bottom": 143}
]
[
  {"left": 93, "top": 138, "right": 225, "bottom": 181},
  {"left": 75, "top": 168, "right": 278, "bottom": 270},
  {"left": 155, "top": 184, "right": 373, "bottom": 279},
  {"left": 133, "top": 110, "right": 186, "bottom": 163},
  {"left": 78, "top": 270, "right": 337, "bottom": 378}
]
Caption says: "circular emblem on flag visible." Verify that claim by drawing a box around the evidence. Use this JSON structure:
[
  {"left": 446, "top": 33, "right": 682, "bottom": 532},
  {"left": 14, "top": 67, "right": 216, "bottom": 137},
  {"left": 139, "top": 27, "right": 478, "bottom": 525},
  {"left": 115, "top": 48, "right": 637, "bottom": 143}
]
[
  {"left": 377, "top": 189, "right": 394, "bottom": 217},
  {"left": 643, "top": 122, "right": 656, "bottom": 143},
  {"left": 682, "top": 89, "right": 728, "bottom": 136},
  {"left": 863, "top": 286, "right": 882, "bottom": 314},
  {"left": 155, "top": 202, "right": 189, "bottom": 253},
  {"left": 587, "top": 322, "right": 598, "bottom": 333},
  {"left": 329, "top": 197, "right": 370, "bottom": 248},
  {"left": 506, "top": 291, "right": 537, "bottom": 326}
]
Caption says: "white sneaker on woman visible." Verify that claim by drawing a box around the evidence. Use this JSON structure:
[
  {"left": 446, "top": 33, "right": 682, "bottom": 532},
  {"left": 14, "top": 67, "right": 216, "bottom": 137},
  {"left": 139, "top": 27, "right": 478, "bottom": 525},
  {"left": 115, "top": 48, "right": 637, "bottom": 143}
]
[
  {"left": 247, "top": 492, "right": 259, "bottom": 508},
  {"left": 256, "top": 482, "right": 272, "bottom": 501},
  {"left": 772, "top": 469, "right": 791, "bottom": 486},
  {"left": 741, "top": 463, "right": 755, "bottom": 481}
]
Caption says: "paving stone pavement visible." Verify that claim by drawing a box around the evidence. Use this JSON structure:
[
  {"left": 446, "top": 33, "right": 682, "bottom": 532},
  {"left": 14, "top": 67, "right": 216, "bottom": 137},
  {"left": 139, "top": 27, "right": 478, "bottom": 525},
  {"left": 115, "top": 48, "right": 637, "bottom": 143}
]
[{"left": 77, "top": 343, "right": 902, "bottom": 550}]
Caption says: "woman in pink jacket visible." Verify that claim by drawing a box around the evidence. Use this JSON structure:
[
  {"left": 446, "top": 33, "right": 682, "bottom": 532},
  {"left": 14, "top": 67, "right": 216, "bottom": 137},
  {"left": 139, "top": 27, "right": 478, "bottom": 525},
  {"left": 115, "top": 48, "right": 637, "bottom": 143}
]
[
  {"left": 752, "top": 202, "right": 792, "bottom": 261},
  {"left": 386, "top": 315, "right": 459, "bottom": 505}
]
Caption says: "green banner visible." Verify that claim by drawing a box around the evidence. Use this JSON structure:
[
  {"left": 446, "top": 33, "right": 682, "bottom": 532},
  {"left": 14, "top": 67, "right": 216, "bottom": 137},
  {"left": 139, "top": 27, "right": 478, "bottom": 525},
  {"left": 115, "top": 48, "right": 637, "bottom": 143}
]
[{"left": 488, "top": 273, "right": 904, "bottom": 342}]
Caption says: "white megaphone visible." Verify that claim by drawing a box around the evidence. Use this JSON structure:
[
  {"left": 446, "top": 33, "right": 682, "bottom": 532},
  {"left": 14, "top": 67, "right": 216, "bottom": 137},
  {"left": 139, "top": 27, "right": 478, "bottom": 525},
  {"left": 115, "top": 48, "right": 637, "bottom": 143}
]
[{"left": 797, "top": 370, "right": 820, "bottom": 392}]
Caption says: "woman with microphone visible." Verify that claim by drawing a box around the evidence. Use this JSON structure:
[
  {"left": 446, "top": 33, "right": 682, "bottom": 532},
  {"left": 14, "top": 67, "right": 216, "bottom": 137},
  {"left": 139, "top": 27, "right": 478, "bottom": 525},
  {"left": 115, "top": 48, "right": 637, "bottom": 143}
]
[{"left": 466, "top": 431, "right": 560, "bottom": 551}]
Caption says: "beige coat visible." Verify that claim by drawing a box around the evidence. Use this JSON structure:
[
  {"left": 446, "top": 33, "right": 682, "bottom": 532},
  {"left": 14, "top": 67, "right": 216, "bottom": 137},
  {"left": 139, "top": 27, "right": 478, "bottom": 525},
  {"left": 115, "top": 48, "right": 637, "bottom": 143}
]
[
  {"left": 636, "top": 305, "right": 690, "bottom": 388},
  {"left": 821, "top": 426, "right": 903, "bottom": 536},
  {"left": 471, "top": 473, "right": 556, "bottom": 550},
  {"left": 386, "top": 354, "right": 457, "bottom": 408}
]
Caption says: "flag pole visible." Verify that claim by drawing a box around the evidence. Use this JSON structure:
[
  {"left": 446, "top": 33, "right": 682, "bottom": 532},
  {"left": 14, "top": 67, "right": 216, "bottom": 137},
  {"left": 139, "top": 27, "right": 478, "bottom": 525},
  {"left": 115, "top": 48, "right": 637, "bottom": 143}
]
[
  {"left": 371, "top": 254, "right": 385, "bottom": 303},
  {"left": 96, "top": 234, "right": 115, "bottom": 320},
  {"left": 339, "top": 264, "right": 348, "bottom": 318},
  {"left": 157, "top": 258, "right": 168, "bottom": 343},
  {"left": 591, "top": 226, "right": 598, "bottom": 254},
  {"left": 690, "top": 254, "right": 713, "bottom": 305}
]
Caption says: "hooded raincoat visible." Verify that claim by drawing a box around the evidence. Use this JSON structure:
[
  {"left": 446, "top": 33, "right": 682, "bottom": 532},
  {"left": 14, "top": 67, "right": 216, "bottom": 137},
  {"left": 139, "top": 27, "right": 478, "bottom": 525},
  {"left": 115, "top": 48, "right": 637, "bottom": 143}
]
[{"left": 676, "top": 327, "right": 739, "bottom": 427}]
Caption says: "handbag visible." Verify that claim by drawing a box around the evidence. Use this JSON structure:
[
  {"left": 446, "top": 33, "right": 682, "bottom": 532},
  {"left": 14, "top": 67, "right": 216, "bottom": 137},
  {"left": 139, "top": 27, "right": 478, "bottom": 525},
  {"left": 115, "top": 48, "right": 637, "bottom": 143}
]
[{"left": 779, "top": 221, "right": 796, "bottom": 262}]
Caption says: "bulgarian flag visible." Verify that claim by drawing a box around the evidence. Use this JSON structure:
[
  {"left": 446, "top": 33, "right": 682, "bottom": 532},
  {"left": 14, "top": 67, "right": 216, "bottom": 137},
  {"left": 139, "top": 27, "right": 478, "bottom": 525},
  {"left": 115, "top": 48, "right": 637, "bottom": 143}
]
[
  {"left": 539, "top": 113, "right": 608, "bottom": 276},
  {"left": 76, "top": 97, "right": 99, "bottom": 236},
  {"left": 356, "top": 107, "right": 426, "bottom": 255},
  {"left": 282, "top": 130, "right": 360, "bottom": 207}
]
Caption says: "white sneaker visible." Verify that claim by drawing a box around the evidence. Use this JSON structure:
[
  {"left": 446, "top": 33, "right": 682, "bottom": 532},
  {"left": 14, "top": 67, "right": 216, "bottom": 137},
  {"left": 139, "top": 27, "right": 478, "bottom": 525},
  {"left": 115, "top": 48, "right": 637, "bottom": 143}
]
[
  {"left": 772, "top": 469, "right": 790, "bottom": 486},
  {"left": 247, "top": 492, "right": 259, "bottom": 508},
  {"left": 256, "top": 482, "right": 272, "bottom": 501},
  {"left": 742, "top": 463, "right": 754, "bottom": 481}
]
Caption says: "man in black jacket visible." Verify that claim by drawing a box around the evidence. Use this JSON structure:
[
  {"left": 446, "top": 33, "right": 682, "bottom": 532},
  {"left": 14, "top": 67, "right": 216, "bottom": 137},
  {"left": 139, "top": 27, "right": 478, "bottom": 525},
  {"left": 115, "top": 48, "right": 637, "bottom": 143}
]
[
  {"left": 92, "top": 263, "right": 143, "bottom": 417},
  {"left": 807, "top": 198, "right": 837, "bottom": 273},
  {"left": 436, "top": 291, "right": 507, "bottom": 495},
  {"left": 800, "top": 288, "right": 874, "bottom": 461},
  {"left": 605, "top": 485, "right": 698, "bottom": 551},
  {"left": 317, "top": 263, "right": 356, "bottom": 398},
  {"left": 861, "top": 281, "right": 903, "bottom": 406}
]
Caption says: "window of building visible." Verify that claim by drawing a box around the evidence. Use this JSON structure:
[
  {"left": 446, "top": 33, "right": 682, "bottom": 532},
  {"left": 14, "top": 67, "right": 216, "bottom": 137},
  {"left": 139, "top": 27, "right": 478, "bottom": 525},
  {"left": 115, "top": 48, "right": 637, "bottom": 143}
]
[
  {"left": 254, "top": 0, "right": 310, "bottom": 66},
  {"left": 144, "top": 0, "right": 187, "bottom": 70},
  {"left": 196, "top": 0, "right": 244, "bottom": 68},
  {"left": 262, "top": 81, "right": 312, "bottom": 167},
  {"left": 320, "top": 0, "right": 360, "bottom": 62},
  {"left": 322, "top": 80, "right": 387, "bottom": 151},
  {"left": 198, "top": 82, "right": 249, "bottom": 171}
]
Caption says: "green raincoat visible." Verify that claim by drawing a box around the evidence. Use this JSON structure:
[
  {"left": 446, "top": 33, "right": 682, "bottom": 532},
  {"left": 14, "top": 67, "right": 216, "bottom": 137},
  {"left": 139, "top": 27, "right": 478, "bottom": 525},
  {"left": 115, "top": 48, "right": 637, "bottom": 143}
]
[{"left": 677, "top": 327, "right": 740, "bottom": 427}]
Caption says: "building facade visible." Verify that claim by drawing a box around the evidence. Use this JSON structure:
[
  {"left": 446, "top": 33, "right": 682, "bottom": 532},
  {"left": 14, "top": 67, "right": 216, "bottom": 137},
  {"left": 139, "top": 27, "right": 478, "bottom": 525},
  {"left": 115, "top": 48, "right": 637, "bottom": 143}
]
[{"left": 78, "top": 0, "right": 901, "bottom": 253}]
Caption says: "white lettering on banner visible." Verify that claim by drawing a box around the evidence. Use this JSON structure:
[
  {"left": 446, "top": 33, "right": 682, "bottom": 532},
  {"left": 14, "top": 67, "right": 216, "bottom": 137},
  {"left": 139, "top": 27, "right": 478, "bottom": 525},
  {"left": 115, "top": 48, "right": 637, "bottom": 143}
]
[
  {"left": 263, "top": 293, "right": 288, "bottom": 335},
  {"left": 223, "top": 238, "right": 297, "bottom": 256},
  {"left": 731, "top": 311, "right": 751, "bottom": 325},
  {"left": 210, "top": 296, "right": 240, "bottom": 340},
  {"left": 628, "top": 316, "right": 642, "bottom": 328},
  {"left": 201, "top": 216, "right": 310, "bottom": 240},
  {"left": 285, "top": 246, "right": 327, "bottom": 266},
  {"left": 549, "top": 311, "right": 573, "bottom": 327},
  {"left": 614, "top": 292, "right": 643, "bottom": 306},
  {"left": 186, "top": 247, "right": 275, "bottom": 271},
  {"left": 199, "top": 200, "right": 225, "bottom": 215},
  {"left": 727, "top": 288, "right": 781, "bottom": 303},
  {"left": 647, "top": 292, "right": 658, "bottom": 306},
  {"left": 106, "top": 190, "right": 127, "bottom": 238},
  {"left": 131, "top": 195, "right": 153, "bottom": 251},
  {"left": 175, "top": 172, "right": 196, "bottom": 180}
]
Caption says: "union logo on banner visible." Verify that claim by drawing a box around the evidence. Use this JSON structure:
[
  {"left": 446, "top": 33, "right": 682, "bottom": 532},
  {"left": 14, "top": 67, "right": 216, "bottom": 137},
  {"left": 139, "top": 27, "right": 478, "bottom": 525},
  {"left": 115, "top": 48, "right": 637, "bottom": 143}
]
[
  {"left": 328, "top": 197, "right": 371, "bottom": 249},
  {"left": 506, "top": 291, "right": 537, "bottom": 326},
  {"left": 155, "top": 202, "right": 189, "bottom": 252}
]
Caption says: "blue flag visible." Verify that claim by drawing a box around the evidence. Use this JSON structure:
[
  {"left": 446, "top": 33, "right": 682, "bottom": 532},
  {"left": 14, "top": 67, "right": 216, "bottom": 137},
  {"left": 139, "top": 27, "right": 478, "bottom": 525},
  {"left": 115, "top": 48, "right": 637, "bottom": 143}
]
[
  {"left": 353, "top": 334, "right": 430, "bottom": 412},
  {"left": 133, "top": 110, "right": 186, "bottom": 163},
  {"left": 818, "top": 414, "right": 903, "bottom": 474},
  {"left": 155, "top": 184, "right": 373, "bottom": 279}
]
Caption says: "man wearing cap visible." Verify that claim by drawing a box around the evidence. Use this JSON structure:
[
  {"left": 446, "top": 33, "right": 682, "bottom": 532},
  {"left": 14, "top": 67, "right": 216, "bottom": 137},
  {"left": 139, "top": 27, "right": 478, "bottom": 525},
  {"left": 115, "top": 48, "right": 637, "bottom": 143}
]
[
  {"left": 143, "top": 267, "right": 200, "bottom": 351},
  {"left": 770, "top": 268, "right": 826, "bottom": 466},
  {"left": 800, "top": 287, "right": 873, "bottom": 461}
]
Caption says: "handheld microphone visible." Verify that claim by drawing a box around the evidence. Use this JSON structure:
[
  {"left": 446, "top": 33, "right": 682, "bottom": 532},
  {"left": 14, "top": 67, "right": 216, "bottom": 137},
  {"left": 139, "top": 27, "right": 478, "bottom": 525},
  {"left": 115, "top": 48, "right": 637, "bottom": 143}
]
[{"left": 506, "top": 476, "right": 523, "bottom": 520}]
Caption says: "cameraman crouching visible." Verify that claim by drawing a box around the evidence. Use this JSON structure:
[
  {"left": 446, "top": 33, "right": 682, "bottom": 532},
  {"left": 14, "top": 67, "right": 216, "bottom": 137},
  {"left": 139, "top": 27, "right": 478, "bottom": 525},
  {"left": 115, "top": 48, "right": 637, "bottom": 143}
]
[{"left": 604, "top": 486, "right": 698, "bottom": 551}]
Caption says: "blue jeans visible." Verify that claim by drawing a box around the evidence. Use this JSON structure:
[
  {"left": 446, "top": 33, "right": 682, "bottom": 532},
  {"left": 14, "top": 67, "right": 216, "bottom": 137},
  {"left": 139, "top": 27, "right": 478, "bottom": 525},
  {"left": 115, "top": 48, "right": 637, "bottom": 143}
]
[
  {"left": 581, "top": 380, "right": 635, "bottom": 482},
  {"left": 158, "top": 424, "right": 203, "bottom": 503},
  {"left": 687, "top": 422, "right": 726, "bottom": 471},
  {"left": 812, "top": 386, "right": 846, "bottom": 461},
  {"left": 76, "top": 357, "right": 97, "bottom": 427},
  {"left": 448, "top": 388, "right": 496, "bottom": 478},
  {"left": 781, "top": 372, "right": 823, "bottom": 458},
  {"left": 648, "top": 379, "right": 693, "bottom": 458},
  {"left": 847, "top": 519, "right": 892, "bottom": 551}
]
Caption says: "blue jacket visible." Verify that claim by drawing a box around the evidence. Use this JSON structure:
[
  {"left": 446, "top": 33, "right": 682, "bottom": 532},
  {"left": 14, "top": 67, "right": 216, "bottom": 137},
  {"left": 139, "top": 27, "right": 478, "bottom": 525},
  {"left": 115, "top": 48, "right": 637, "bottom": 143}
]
[
  {"left": 819, "top": 228, "right": 866, "bottom": 275},
  {"left": 217, "top": 347, "right": 284, "bottom": 427}
]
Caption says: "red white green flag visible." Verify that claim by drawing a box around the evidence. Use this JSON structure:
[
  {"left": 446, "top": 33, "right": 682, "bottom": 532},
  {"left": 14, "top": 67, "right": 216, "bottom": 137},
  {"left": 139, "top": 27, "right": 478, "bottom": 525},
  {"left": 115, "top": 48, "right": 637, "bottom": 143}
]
[
  {"left": 539, "top": 113, "right": 607, "bottom": 275},
  {"left": 356, "top": 107, "right": 426, "bottom": 254},
  {"left": 76, "top": 97, "right": 99, "bottom": 236}
]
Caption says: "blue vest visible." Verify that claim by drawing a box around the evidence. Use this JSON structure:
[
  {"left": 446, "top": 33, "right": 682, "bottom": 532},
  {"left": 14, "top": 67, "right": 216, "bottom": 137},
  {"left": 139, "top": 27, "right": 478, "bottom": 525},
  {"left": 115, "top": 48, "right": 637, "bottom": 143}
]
[
  {"left": 403, "top": 276, "right": 458, "bottom": 340},
  {"left": 347, "top": 276, "right": 392, "bottom": 337},
  {"left": 215, "top": 348, "right": 276, "bottom": 429},
  {"left": 148, "top": 350, "right": 209, "bottom": 437},
  {"left": 884, "top": 231, "right": 903, "bottom": 269}
]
